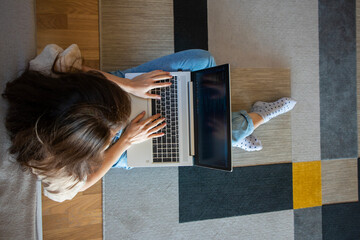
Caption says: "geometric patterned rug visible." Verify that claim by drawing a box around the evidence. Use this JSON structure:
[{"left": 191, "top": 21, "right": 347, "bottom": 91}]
[{"left": 102, "top": 0, "right": 360, "bottom": 239}]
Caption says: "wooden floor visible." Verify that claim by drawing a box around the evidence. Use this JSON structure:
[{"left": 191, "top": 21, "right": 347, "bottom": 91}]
[{"left": 36, "top": 0, "right": 102, "bottom": 239}]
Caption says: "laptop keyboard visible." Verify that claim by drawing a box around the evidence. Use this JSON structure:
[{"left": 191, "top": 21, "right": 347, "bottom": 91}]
[{"left": 151, "top": 76, "right": 180, "bottom": 163}]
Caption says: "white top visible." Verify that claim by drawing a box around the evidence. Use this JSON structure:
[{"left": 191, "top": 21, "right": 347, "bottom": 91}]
[{"left": 31, "top": 167, "right": 87, "bottom": 202}]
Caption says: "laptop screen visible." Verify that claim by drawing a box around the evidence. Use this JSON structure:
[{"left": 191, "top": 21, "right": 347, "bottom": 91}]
[{"left": 192, "top": 64, "right": 232, "bottom": 171}]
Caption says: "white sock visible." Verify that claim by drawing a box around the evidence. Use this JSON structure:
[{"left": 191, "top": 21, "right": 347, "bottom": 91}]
[
  {"left": 251, "top": 97, "right": 297, "bottom": 123},
  {"left": 54, "top": 44, "right": 82, "bottom": 72},
  {"left": 29, "top": 44, "right": 63, "bottom": 76},
  {"left": 233, "top": 135, "right": 263, "bottom": 151}
]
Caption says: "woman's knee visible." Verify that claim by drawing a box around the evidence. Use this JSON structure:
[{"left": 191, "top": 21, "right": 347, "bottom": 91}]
[
  {"left": 179, "top": 49, "right": 216, "bottom": 70},
  {"left": 190, "top": 49, "right": 216, "bottom": 67}
]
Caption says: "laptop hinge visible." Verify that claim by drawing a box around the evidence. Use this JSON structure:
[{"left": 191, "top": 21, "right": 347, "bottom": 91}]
[{"left": 188, "top": 81, "right": 195, "bottom": 156}]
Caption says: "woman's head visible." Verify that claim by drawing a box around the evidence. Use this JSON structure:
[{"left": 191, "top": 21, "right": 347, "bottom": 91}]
[{"left": 2, "top": 70, "right": 131, "bottom": 180}]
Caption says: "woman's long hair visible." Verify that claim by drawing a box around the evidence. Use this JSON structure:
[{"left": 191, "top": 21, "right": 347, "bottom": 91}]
[{"left": 2, "top": 70, "right": 131, "bottom": 181}]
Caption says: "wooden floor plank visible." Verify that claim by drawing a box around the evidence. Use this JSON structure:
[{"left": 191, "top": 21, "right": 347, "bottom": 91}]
[
  {"left": 36, "top": 0, "right": 102, "bottom": 239},
  {"left": 42, "top": 223, "right": 103, "bottom": 240},
  {"left": 37, "top": 13, "right": 68, "bottom": 29}
]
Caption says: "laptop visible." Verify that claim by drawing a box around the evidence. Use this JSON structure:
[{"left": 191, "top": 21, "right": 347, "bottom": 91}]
[{"left": 125, "top": 64, "right": 233, "bottom": 172}]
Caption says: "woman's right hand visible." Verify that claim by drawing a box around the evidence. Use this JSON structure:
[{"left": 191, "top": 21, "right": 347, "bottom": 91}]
[{"left": 121, "top": 111, "right": 166, "bottom": 146}]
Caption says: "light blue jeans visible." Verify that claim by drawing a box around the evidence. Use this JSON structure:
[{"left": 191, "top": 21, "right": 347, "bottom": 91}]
[{"left": 108, "top": 49, "right": 255, "bottom": 169}]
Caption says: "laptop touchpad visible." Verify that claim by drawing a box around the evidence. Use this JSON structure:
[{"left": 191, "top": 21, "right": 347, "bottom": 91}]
[{"left": 127, "top": 94, "right": 153, "bottom": 166}]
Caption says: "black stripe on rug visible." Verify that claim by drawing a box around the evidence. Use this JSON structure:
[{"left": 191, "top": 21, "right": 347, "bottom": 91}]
[
  {"left": 178, "top": 164, "right": 293, "bottom": 223},
  {"left": 173, "top": 0, "right": 208, "bottom": 52},
  {"left": 319, "top": 0, "right": 357, "bottom": 160}
]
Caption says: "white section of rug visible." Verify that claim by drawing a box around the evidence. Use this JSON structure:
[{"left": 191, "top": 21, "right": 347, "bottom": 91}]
[{"left": 103, "top": 168, "right": 294, "bottom": 240}]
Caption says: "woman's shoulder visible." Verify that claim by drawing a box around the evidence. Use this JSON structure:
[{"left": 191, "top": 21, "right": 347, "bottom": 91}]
[{"left": 31, "top": 165, "right": 87, "bottom": 202}]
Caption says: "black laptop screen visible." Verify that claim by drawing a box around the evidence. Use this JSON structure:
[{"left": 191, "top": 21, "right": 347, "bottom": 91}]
[{"left": 192, "top": 64, "right": 232, "bottom": 171}]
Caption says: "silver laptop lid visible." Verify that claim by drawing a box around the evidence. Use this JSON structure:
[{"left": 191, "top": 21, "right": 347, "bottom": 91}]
[{"left": 191, "top": 64, "right": 233, "bottom": 172}]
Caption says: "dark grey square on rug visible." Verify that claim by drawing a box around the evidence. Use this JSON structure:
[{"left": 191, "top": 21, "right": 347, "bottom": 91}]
[
  {"left": 178, "top": 164, "right": 293, "bottom": 223},
  {"left": 294, "top": 207, "right": 322, "bottom": 240}
]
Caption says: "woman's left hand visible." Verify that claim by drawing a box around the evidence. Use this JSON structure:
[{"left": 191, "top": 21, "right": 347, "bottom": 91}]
[{"left": 123, "top": 70, "right": 172, "bottom": 99}]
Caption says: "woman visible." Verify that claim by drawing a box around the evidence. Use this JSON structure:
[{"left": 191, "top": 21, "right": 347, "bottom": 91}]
[{"left": 2, "top": 44, "right": 296, "bottom": 202}]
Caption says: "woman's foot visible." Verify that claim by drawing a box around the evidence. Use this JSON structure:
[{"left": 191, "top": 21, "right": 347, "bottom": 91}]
[
  {"left": 233, "top": 134, "right": 263, "bottom": 151},
  {"left": 54, "top": 44, "right": 82, "bottom": 72},
  {"left": 251, "top": 97, "right": 297, "bottom": 123}
]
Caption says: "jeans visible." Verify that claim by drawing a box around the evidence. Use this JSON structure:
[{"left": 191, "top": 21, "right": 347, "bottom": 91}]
[
  {"left": 108, "top": 49, "right": 217, "bottom": 78},
  {"left": 109, "top": 49, "right": 255, "bottom": 169}
]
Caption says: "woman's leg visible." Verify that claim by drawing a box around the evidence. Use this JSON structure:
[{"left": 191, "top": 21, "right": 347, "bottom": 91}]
[
  {"left": 248, "top": 113, "right": 264, "bottom": 129},
  {"left": 108, "top": 49, "right": 216, "bottom": 78},
  {"left": 233, "top": 97, "right": 297, "bottom": 150},
  {"left": 232, "top": 110, "right": 256, "bottom": 146},
  {"left": 251, "top": 97, "right": 297, "bottom": 123},
  {"left": 232, "top": 111, "right": 267, "bottom": 151}
]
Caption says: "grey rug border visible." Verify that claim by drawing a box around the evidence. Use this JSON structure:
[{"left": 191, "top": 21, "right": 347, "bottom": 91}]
[{"left": 319, "top": 0, "right": 358, "bottom": 160}]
